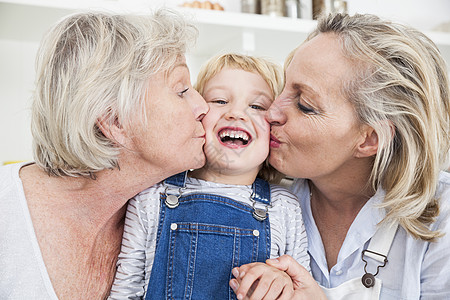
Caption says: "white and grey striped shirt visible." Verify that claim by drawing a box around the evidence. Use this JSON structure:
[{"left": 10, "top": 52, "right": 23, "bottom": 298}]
[{"left": 109, "top": 177, "right": 309, "bottom": 299}]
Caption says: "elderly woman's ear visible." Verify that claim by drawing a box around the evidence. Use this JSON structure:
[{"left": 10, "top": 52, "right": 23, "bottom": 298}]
[{"left": 97, "top": 114, "right": 128, "bottom": 146}]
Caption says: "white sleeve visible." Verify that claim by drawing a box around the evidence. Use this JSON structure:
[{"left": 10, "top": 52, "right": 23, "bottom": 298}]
[
  {"left": 270, "top": 185, "right": 310, "bottom": 272},
  {"left": 420, "top": 180, "right": 450, "bottom": 298},
  {"left": 108, "top": 189, "right": 159, "bottom": 299}
]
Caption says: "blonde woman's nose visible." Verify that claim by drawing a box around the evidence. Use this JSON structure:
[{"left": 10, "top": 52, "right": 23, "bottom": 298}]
[{"left": 266, "top": 96, "right": 287, "bottom": 125}]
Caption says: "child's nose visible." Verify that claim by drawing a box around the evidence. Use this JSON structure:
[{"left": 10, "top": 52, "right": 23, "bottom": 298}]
[{"left": 224, "top": 108, "right": 248, "bottom": 122}]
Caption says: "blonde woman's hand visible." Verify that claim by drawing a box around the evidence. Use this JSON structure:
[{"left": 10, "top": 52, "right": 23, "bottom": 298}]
[
  {"left": 229, "top": 255, "right": 327, "bottom": 300},
  {"left": 229, "top": 262, "right": 294, "bottom": 299}
]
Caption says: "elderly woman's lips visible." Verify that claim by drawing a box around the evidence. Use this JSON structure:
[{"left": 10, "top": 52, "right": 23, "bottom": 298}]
[{"left": 270, "top": 134, "right": 281, "bottom": 148}]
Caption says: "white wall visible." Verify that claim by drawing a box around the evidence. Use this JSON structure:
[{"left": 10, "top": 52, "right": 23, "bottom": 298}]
[
  {"left": 0, "top": 40, "right": 37, "bottom": 163},
  {"left": 0, "top": 4, "right": 71, "bottom": 163},
  {"left": 347, "top": 0, "right": 450, "bottom": 31}
]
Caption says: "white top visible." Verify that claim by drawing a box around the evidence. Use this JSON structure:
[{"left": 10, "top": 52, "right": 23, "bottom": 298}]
[
  {"left": 0, "top": 163, "right": 58, "bottom": 299},
  {"left": 292, "top": 171, "right": 450, "bottom": 300},
  {"left": 109, "top": 177, "right": 309, "bottom": 299}
]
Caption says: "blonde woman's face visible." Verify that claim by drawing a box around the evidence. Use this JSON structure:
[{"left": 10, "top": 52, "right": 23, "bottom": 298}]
[
  {"left": 129, "top": 56, "right": 208, "bottom": 176},
  {"left": 266, "top": 33, "right": 367, "bottom": 180}
]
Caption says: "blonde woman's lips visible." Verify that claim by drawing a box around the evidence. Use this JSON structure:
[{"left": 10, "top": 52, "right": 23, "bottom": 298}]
[{"left": 270, "top": 134, "right": 281, "bottom": 148}]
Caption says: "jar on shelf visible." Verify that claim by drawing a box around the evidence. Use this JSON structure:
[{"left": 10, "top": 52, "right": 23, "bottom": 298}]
[
  {"left": 333, "top": 0, "right": 347, "bottom": 13},
  {"left": 241, "top": 0, "right": 260, "bottom": 14},
  {"left": 285, "top": 0, "right": 300, "bottom": 18},
  {"left": 313, "top": 0, "right": 347, "bottom": 19},
  {"left": 261, "top": 0, "right": 285, "bottom": 17}
]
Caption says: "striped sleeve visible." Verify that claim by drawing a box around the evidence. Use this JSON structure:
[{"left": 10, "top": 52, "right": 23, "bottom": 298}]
[
  {"left": 108, "top": 186, "right": 162, "bottom": 299},
  {"left": 269, "top": 184, "right": 310, "bottom": 271}
]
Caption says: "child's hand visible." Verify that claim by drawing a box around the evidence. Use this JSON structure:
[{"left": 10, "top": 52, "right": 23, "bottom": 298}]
[{"left": 229, "top": 262, "right": 294, "bottom": 299}]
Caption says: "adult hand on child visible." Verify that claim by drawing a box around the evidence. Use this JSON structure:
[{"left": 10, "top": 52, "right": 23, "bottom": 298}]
[
  {"left": 229, "top": 255, "right": 327, "bottom": 300},
  {"left": 229, "top": 261, "right": 294, "bottom": 299}
]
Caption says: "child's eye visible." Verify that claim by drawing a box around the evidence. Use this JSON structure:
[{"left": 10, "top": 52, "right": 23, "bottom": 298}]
[
  {"left": 178, "top": 87, "right": 189, "bottom": 98},
  {"left": 211, "top": 99, "right": 227, "bottom": 105},
  {"left": 250, "top": 104, "right": 267, "bottom": 111}
]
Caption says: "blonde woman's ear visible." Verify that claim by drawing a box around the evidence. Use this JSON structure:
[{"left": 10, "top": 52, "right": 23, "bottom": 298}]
[
  {"left": 355, "top": 126, "right": 379, "bottom": 158},
  {"left": 355, "top": 120, "right": 396, "bottom": 158}
]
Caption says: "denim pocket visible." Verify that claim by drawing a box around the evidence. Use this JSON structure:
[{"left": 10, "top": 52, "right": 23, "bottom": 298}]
[{"left": 166, "top": 222, "right": 260, "bottom": 300}]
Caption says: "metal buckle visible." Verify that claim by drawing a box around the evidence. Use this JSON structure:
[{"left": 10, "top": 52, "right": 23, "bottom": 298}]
[
  {"left": 164, "top": 186, "right": 183, "bottom": 209},
  {"left": 252, "top": 205, "right": 268, "bottom": 221},
  {"left": 361, "top": 249, "right": 388, "bottom": 288},
  {"left": 250, "top": 191, "right": 271, "bottom": 221}
]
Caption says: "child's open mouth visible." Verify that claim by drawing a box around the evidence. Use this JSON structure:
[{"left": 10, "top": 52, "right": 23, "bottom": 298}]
[{"left": 218, "top": 127, "right": 252, "bottom": 147}]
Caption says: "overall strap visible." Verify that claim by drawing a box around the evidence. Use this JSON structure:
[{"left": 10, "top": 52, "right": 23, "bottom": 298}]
[
  {"left": 251, "top": 178, "right": 271, "bottom": 222},
  {"left": 164, "top": 171, "right": 188, "bottom": 188},
  {"left": 252, "top": 178, "right": 271, "bottom": 205}
]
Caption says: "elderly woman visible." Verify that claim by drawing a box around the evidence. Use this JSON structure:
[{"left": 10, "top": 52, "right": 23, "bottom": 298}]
[
  {"left": 0, "top": 9, "right": 208, "bottom": 299},
  {"left": 231, "top": 13, "right": 450, "bottom": 300}
]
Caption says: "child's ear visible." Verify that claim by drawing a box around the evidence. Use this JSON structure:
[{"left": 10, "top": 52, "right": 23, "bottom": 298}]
[
  {"left": 355, "top": 126, "right": 379, "bottom": 158},
  {"left": 97, "top": 115, "right": 127, "bottom": 146}
]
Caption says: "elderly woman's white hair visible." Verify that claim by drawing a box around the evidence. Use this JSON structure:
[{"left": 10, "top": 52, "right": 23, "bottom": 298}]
[
  {"left": 31, "top": 9, "right": 198, "bottom": 178},
  {"left": 284, "top": 13, "right": 450, "bottom": 241}
]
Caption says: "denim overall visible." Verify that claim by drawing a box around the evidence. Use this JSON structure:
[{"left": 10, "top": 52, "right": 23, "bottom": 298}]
[{"left": 146, "top": 171, "right": 272, "bottom": 300}]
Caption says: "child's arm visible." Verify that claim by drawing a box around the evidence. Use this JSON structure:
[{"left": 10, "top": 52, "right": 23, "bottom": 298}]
[
  {"left": 108, "top": 196, "right": 151, "bottom": 299},
  {"left": 285, "top": 195, "right": 310, "bottom": 271},
  {"left": 270, "top": 185, "right": 310, "bottom": 270}
]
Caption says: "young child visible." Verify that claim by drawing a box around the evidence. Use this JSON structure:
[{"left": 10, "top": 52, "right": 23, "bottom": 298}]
[{"left": 109, "top": 53, "right": 309, "bottom": 299}]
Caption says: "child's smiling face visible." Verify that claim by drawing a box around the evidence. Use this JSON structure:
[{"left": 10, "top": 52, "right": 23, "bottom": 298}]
[{"left": 200, "top": 67, "right": 273, "bottom": 183}]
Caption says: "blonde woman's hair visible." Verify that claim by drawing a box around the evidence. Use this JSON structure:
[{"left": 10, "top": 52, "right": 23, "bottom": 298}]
[
  {"left": 32, "top": 9, "right": 198, "bottom": 177},
  {"left": 194, "top": 53, "right": 284, "bottom": 183},
  {"left": 296, "top": 13, "right": 449, "bottom": 240}
]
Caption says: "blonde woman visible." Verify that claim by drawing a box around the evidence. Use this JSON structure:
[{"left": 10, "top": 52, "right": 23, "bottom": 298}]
[
  {"left": 0, "top": 10, "right": 208, "bottom": 299},
  {"left": 231, "top": 13, "right": 450, "bottom": 299}
]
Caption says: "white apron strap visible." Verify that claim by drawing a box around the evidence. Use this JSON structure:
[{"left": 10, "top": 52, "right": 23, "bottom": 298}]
[
  {"left": 320, "top": 222, "right": 398, "bottom": 298},
  {"left": 364, "top": 221, "right": 399, "bottom": 263}
]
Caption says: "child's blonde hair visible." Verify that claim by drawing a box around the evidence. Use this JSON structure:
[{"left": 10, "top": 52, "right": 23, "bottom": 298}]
[{"left": 194, "top": 53, "right": 284, "bottom": 183}]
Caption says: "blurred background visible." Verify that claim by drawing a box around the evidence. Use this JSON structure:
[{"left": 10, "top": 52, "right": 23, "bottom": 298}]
[{"left": 1, "top": 0, "right": 449, "bottom": 165}]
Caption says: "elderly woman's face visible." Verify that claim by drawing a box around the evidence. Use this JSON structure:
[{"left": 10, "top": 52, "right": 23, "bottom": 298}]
[
  {"left": 129, "top": 56, "right": 208, "bottom": 176},
  {"left": 266, "top": 33, "right": 367, "bottom": 179}
]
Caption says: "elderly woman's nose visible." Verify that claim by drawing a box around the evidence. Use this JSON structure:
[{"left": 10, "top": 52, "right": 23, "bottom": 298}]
[
  {"left": 266, "top": 97, "right": 287, "bottom": 125},
  {"left": 192, "top": 91, "right": 209, "bottom": 121}
]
